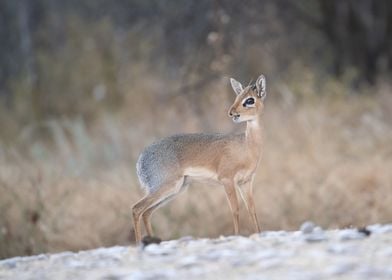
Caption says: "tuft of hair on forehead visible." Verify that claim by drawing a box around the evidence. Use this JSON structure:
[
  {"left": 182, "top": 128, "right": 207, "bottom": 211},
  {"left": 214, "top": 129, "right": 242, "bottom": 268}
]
[
  {"left": 244, "top": 79, "right": 255, "bottom": 91},
  {"left": 250, "top": 83, "right": 257, "bottom": 91},
  {"left": 241, "top": 78, "right": 257, "bottom": 92}
]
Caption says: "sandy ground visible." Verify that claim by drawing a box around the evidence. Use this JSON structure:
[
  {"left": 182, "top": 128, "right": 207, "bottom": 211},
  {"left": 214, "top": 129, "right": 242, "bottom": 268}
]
[{"left": 0, "top": 223, "right": 391, "bottom": 280}]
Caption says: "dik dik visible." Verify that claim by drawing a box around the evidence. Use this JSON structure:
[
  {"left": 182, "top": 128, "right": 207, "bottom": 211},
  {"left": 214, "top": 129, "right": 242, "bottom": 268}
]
[{"left": 132, "top": 74, "right": 267, "bottom": 243}]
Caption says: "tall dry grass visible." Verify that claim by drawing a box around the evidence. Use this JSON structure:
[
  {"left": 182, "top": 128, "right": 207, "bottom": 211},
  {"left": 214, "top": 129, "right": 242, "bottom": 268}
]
[{"left": 1, "top": 77, "right": 392, "bottom": 259}]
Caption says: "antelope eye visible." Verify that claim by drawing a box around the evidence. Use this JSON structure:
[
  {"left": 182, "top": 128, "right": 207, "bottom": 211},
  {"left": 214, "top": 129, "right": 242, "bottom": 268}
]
[{"left": 243, "top": 97, "right": 255, "bottom": 107}]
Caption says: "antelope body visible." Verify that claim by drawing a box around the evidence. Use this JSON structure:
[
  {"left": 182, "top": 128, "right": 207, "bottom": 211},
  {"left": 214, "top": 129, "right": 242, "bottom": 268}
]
[{"left": 132, "top": 74, "right": 267, "bottom": 243}]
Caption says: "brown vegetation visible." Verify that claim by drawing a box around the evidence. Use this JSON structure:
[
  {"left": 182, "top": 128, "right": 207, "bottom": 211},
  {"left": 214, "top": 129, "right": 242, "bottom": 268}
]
[{"left": 1, "top": 74, "right": 392, "bottom": 259}]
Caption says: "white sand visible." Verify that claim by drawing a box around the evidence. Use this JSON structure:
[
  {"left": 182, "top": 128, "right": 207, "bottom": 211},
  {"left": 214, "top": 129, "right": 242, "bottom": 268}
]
[{"left": 1, "top": 224, "right": 391, "bottom": 280}]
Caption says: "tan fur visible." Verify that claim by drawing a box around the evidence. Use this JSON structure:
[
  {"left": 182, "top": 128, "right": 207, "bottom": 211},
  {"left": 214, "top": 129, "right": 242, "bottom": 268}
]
[{"left": 132, "top": 75, "right": 266, "bottom": 243}]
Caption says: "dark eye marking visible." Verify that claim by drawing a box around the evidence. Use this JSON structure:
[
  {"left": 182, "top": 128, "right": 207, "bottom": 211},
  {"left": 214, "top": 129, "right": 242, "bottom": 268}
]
[{"left": 243, "top": 97, "right": 255, "bottom": 107}]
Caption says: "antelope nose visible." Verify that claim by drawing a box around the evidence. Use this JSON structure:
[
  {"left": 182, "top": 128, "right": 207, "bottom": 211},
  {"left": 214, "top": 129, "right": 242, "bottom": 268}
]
[{"left": 228, "top": 108, "right": 235, "bottom": 117}]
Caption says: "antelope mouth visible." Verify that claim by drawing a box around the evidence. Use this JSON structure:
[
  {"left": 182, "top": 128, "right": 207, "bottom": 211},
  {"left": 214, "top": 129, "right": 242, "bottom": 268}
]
[{"left": 232, "top": 115, "right": 241, "bottom": 123}]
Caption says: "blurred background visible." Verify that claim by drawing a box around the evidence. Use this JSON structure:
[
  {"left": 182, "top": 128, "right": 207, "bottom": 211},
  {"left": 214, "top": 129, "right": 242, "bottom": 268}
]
[{"left": 1, "top": 0, "right": 392, "bottom": 259}]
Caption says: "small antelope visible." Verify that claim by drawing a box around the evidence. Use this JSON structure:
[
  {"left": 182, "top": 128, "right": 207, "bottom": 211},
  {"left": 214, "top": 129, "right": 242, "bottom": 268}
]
[{"left": 132, "top": 74, "right": 267, "bottom": 243}]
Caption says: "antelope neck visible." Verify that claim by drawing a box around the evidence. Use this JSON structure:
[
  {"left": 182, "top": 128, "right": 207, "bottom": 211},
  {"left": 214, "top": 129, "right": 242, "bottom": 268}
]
[{"left": 245, "top": 117, "right": 262, "bottom": 153}]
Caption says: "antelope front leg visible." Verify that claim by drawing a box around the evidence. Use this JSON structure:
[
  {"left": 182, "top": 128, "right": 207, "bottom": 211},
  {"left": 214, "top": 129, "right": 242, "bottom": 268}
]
[
  {"left": 238, "top": 181, "right": 260, "bottom": 233},
  {"left": 223, "top": 180, "right": 240, "bottom": 235}
]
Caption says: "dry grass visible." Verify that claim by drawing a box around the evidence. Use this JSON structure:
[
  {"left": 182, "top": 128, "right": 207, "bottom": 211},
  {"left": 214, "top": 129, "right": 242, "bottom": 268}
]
[{"left": 1, "top": 80, "right": 392, "bottom": 259}]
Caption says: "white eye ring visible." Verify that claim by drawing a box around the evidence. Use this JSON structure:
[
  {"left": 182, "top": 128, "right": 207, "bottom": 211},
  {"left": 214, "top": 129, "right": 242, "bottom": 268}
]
[{"left": 242, "top": 97, "right": 256, "bottom": 108}]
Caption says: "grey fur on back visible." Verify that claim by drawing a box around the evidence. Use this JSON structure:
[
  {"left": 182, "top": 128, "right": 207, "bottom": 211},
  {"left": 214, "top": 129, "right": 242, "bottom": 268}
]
[{"left": 136, "top": 133, "right": 231, "bottom": 193}]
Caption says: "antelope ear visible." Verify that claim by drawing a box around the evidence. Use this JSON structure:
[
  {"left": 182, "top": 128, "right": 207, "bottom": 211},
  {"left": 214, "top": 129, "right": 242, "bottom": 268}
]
[
  {"left": 230, "top": 78, "right": 243, "bottom": 95},
  {"left": 256, "top": 74, "right": 266, "bottom": 100}
]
